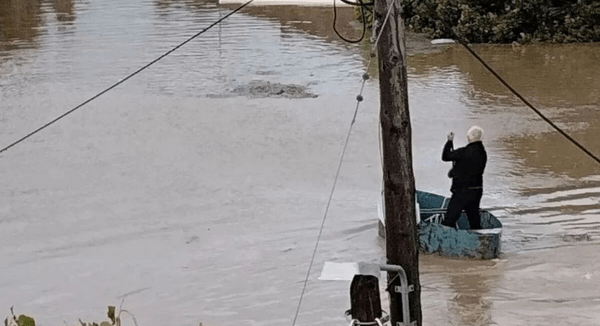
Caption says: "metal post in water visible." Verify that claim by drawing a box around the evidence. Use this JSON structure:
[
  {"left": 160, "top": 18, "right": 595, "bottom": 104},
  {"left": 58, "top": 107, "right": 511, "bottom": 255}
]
[{"left": 349, "top": 274, "right": 382, "bottom": 323}]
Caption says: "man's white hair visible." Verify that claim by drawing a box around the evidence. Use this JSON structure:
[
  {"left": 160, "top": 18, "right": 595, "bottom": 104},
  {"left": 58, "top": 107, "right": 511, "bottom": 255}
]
[{"left": 467, "top": 126, "right": 483, "bottom": 143}]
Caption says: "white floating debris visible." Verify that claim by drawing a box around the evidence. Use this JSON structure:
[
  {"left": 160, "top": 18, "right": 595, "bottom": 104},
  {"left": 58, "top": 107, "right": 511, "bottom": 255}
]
[
  {"left": 319, "top": 262, "right": 359, "bottom": 281},
  {"left": 431, "top": 39, "right": 456, "bottom": 45},
  {"left": 319, "top": 262, "right": 381, "bottom": 281},
  {"left": 471, "top": 228, "right": 502, "bottom": 234}
]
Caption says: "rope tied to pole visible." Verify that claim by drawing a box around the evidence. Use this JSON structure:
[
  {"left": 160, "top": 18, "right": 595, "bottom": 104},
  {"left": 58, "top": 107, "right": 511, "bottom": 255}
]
[{"left": 291, "top": 1, "right": 401, "bottom": 325}]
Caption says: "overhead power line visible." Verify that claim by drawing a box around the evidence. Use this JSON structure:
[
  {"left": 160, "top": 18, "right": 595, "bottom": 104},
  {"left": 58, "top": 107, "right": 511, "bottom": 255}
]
[
  {"left": 453, "top": 36, "right": 600, "bottom": 165},
  {"left": 0, "top": 0, "right": 255, "bottom": 155}
]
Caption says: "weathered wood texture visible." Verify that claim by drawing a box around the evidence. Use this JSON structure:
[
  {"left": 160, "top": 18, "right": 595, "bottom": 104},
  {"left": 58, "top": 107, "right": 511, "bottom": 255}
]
[
  {"left": 374, "top": 0, "right": 422, "bottom": 324},
  {"left": 349, "top": 275, "right": 382, "bottom": 322}
]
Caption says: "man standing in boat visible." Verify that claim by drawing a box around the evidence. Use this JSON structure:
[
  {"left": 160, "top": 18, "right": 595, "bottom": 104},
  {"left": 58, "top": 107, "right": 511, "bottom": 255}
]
[{"left": 441, "top": 126, "right": 487, "bottom": 229}]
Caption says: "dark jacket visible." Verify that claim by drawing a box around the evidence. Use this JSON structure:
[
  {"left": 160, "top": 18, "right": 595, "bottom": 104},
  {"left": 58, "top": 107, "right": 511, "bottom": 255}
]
[{"left": 442, "top": 140, "right": 487, "bottom": 191}]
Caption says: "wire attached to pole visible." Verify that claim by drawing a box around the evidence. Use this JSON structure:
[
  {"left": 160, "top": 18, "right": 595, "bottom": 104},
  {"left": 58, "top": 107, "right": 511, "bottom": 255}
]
[{"left": 333, "top": 0, "right": 368, "bottom": 43}]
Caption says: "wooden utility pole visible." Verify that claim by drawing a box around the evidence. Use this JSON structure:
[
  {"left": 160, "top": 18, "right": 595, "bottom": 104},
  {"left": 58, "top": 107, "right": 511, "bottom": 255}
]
[
  {"left": 349, "top": 275, "right": 382, "bottom": 323},
  {"left": 373, "top": 0, "right": 422, "bottom": 324}
]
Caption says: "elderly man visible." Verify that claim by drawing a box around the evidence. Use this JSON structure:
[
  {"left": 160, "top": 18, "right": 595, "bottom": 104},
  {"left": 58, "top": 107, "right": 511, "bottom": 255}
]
[{"left": 441, "top": 126, "right": 487, "bottom": 229}]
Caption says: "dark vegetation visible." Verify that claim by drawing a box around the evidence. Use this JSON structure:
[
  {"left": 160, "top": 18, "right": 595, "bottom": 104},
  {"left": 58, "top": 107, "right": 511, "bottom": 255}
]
[{"left": 358, "top": 0, "right": 600, "bottom": 43}]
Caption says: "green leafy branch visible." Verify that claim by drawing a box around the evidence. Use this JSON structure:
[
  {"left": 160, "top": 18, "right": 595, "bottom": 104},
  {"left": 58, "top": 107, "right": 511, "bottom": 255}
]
[
  {"left": 5, "top": 303, "right": 138, "bottom": 326},
  {"left": 5, "top": 307, "right": 35, "bottom": 326}
]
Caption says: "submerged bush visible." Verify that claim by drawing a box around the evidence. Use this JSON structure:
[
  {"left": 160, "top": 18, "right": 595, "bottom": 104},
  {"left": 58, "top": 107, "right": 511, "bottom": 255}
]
[
  {"left": 5, "top": 307, "right": 35, "bottom": 326},
  {"left": 4, "top": 305, "right": 138, "bottom": 326}
]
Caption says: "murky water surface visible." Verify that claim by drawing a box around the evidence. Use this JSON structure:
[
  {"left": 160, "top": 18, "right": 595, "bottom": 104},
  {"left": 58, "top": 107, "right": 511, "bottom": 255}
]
[{"left": 1, "top": 0, "right": 599, "bottom": 325}]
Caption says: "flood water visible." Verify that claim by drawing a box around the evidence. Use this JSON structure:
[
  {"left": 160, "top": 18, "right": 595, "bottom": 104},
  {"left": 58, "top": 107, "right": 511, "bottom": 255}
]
[{"left": 1, "top": 0, "right": 599, "bottom": 325}]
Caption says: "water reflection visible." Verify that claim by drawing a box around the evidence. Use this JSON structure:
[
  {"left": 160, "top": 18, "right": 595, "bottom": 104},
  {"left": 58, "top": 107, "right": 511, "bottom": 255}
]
[
  {"left": 154, "top": 0, "right": 359, "bottom": 44},
  {"left": 421, "top": 255, "right": 501, "bottom": 326},
  {"left": 224, "top": 5, "right": 360, "bottom": 43},
  {"left": 409, "top": 44, "right": 600, "bottom": 107},
  {"left": 49, "top": 0, "right": 76, "bottom": 23},
  {"left": 0, "top": 0, "right": 43, "bottom": 50},
  {"left": 447, "top": 270, "right": 494, "bottom": 325},
  {"left": 502, "top": 124, "right": 600, "bottom": 180},
  {"left": 0, "top": 0, "right": 76, "bottom": 52},
  {"left": 155, "top": 0, "right": 219, "bottom": 11},
  {"left": 145, "top": 0, "right": 365, "bottom": 98}
]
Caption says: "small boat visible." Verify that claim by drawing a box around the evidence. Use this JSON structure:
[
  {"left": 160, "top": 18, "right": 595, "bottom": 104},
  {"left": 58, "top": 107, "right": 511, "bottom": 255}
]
[{"left": 378, "top": 190, "right": 502, "bottom": 259}]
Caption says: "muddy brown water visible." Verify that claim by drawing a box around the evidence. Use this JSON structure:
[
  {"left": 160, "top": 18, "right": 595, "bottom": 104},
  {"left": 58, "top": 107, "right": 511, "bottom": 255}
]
[{"left": 1, "top": 1, "right": 599, "bottom": 325}]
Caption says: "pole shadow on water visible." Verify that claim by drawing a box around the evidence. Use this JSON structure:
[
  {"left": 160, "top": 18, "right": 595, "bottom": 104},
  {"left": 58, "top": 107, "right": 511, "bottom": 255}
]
[{"left": 420, "top": 255, "right": 502, "bottom": 326}]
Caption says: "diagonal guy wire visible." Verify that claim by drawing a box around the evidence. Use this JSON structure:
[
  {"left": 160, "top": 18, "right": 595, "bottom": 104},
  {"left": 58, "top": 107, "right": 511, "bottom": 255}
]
[{"left": 0, "top": 0, "right": 255, "bottom": 155}]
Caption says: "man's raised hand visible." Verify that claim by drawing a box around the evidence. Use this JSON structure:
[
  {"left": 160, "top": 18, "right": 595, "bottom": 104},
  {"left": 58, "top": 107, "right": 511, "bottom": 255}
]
[{"left": 447, "top": 132, "right": 455, "bottom": 141}]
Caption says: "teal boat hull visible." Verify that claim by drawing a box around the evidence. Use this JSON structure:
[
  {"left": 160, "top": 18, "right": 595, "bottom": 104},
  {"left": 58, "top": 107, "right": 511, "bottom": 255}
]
[{"left": 378, "top": 190, "right": 502, "bottom": 259}]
